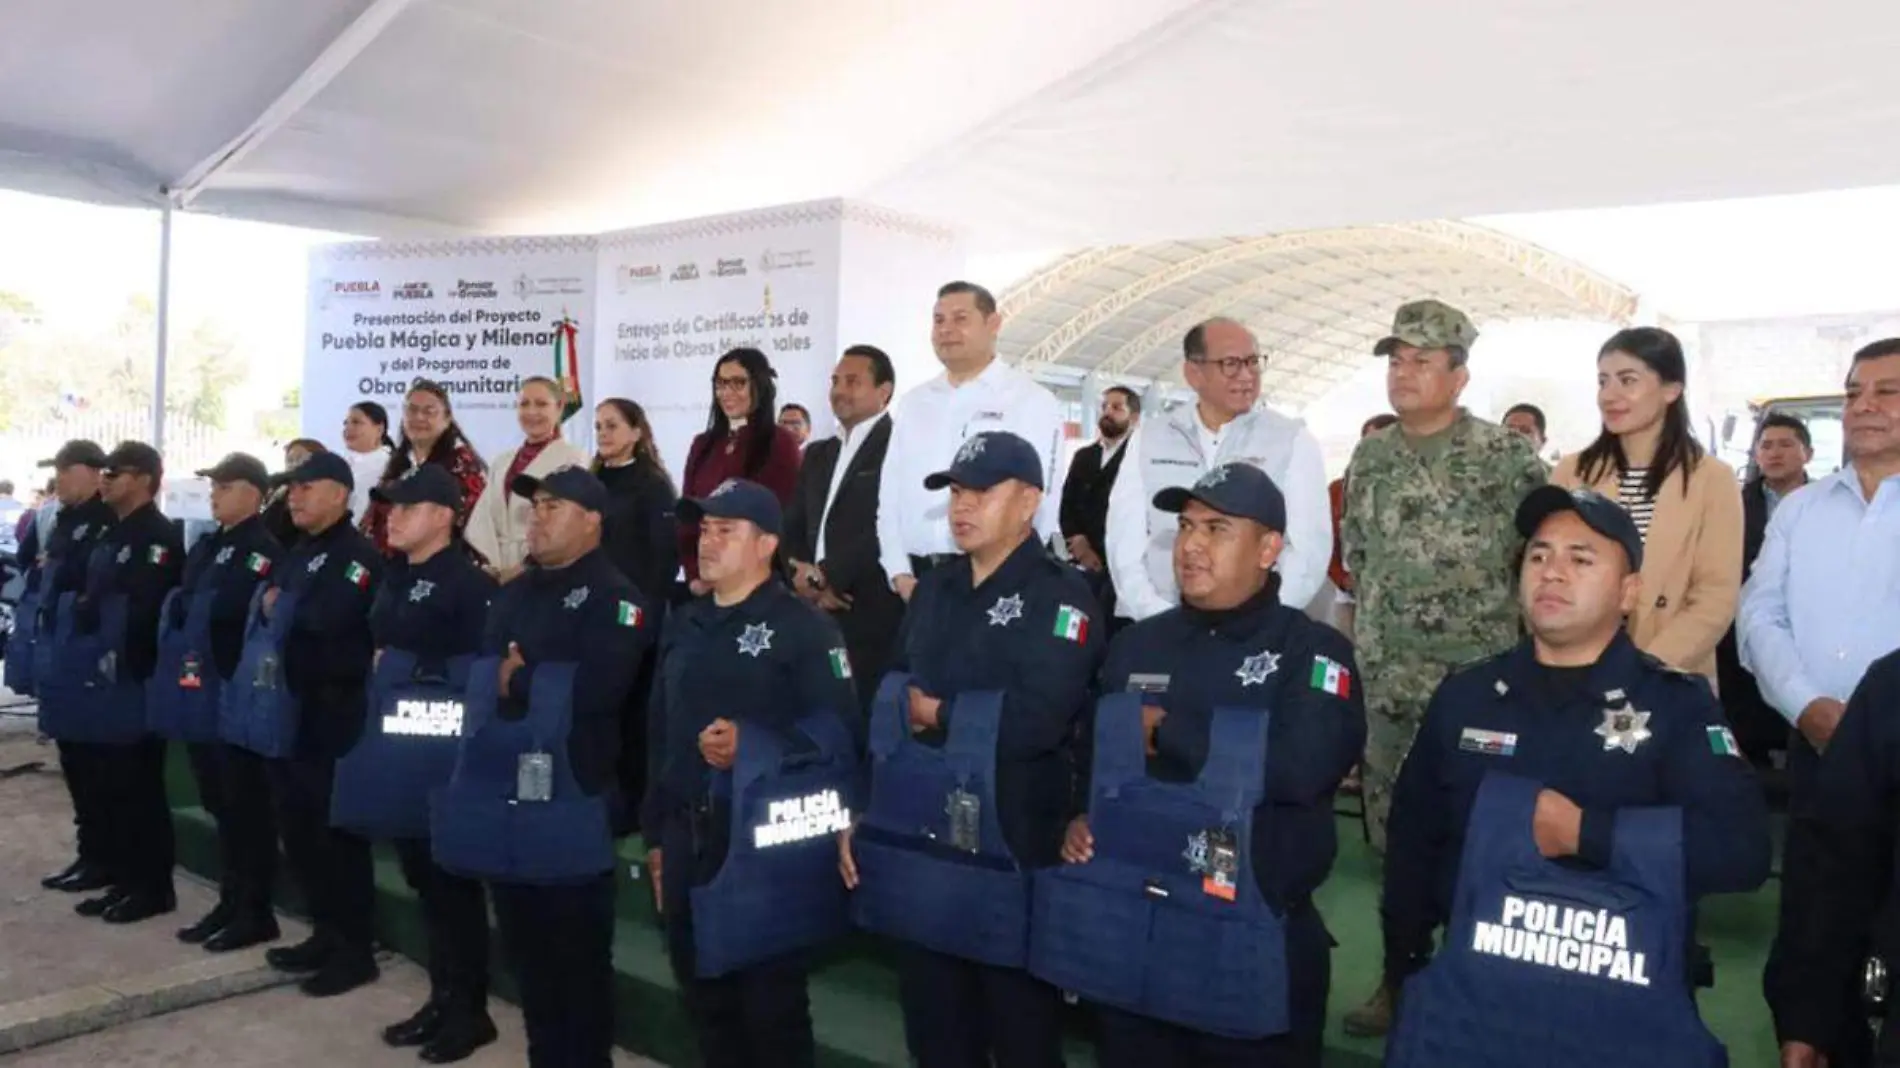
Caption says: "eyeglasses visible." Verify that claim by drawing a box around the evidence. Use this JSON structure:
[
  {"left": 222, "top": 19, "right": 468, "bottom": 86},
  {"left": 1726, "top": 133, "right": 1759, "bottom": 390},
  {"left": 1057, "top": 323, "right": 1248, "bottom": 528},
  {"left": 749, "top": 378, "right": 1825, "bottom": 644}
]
[
  {"left": 714, "top": 376, "right": 751, "bottom": 394},
  {"left": 405, "top": 404, "right": 446, "bottom": 418},
  {"left": 1189, "top": 354, "right": 1263, "bottom": 379}
]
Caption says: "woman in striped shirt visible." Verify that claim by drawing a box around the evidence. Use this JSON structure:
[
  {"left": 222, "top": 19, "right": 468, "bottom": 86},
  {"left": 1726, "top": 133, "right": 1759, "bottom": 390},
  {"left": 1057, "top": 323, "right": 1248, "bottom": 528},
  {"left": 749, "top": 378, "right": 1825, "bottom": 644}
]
[{"left": 1552, "top": 327, "right": 1743, "bottom": 682}]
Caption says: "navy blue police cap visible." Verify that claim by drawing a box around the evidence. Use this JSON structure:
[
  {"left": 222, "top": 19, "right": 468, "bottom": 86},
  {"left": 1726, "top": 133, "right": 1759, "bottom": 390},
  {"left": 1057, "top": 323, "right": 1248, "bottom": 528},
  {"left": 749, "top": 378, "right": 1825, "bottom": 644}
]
[
  {"left": 372, "top": 463, "right": 462, "bottom": 509},
  {"left": 511, "top": 465, "right": 610, "bottom": 514},
  {"left": 677, "top": 477, "right": 783, "bottom": 537},
  {"left": 1515, "top": 485, "right": 1645, "bottom": 571},
  {"left": 1153, "top": 462, "right": 1287, "bottom": 532},
  {"left": 278, "top": 450, "right": 354, "bottom": 491},
  {"left": 923, "top": 431, "right": 1044, "bottom": 492},
  {"left": 197, "top": 452, "right": 271, "bottom": 492}
]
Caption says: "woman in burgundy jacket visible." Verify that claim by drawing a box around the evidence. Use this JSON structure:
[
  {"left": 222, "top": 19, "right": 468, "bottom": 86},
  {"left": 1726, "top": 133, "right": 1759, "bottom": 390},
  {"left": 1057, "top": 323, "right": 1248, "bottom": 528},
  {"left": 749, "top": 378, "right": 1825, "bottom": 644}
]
[{"left": 677, "top": 347, "right": 802, "bottom": 594}]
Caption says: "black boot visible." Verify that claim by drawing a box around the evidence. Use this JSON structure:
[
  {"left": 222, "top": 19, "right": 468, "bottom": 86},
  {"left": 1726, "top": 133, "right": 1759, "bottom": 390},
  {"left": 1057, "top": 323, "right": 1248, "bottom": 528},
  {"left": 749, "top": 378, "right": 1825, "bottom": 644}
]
[
  {"left": 44, "top": 860, "right": 110, "bottom": 892},
  {"left": 177, "top": 900, "right": 234, "bottom": 944},
  {"left": 103, "top": 888, "right": 177, "bottom": 925},
  {"left": 204, "top": 911, "right": 280, "bottom": 953},
  {"left": 418, "top": 1005, "right": 498, "bottom": 1064},
  {"left": 266, "top": 933, "right": 331, "bottom": 973},
  {"left": 299, "top": 948, "right": 379, "bottom": 998},
  {"left": 382, "top": 997, "right": 446, "bottom": 1048},
  {"left": 75, "top": 888, "right": 128, "bottom": 918}
]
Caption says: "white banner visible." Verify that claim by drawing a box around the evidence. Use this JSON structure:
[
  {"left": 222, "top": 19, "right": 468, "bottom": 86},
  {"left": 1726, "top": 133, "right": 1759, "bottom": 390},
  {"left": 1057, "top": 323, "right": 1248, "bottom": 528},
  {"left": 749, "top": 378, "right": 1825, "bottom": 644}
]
[
  {"left": 593, "top": 202, "right": 843, "bottom": 483},
  {"left": 304, "top": 236, "right": 599, "bottom": 462}
]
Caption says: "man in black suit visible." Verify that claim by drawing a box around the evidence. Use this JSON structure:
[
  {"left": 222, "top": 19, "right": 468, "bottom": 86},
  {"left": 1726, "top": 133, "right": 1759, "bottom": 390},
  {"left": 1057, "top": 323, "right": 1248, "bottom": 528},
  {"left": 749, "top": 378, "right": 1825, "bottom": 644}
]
[
  {"left": 1720, "top": 411, "right": 1813, "bottom": 769},
  {"left": 785, "top": 345, "right": 901, "bottom": 708},
  {"left": 1059, "top": 385, "right": 1140, "bottom": 620}
]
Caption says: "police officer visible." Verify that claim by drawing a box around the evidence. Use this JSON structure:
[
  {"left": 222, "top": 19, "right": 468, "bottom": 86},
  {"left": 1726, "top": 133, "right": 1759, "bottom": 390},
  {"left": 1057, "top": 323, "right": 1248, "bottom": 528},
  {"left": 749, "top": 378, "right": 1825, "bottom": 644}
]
[
  {"left": 155, "top": 452, "right": 282, "bottom": 950},
  {"left": 30, "top": 439, "right": 113, "bottom": 895},
  {"left": 56, "top": 441, "right": 185, "bottom": 924},
  {"left": 336, "top": 465, "right": 498, "bottom": 1062},
  {"left": 1772, "top": 649, "right": 1900, "bottom": 1068},
  {"left": 1381, "top": 487, "right": 1771, "bottom": 1066},
  {"left": 643, "top": 478, "right": 860, "bottom": 1068},
  {"left": 431, "top": 466, "right": 651, "bottom": 1068},
  {"left": 1042, "top": 463, "right": 1365, "bottom": 1067},
  {"left": 254, "top": 451, "right": 383, "bottom": 997},
  {"left": 842, "top": 430, "right": 1101, "bottom": 1068}
]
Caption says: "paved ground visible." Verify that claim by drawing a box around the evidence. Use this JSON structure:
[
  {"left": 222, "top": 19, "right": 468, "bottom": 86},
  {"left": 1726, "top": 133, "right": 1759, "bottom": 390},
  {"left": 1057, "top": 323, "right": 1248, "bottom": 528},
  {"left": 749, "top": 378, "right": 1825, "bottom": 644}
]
[{"left": 0, "top": 695, "right": 657, "bottom": 1066}]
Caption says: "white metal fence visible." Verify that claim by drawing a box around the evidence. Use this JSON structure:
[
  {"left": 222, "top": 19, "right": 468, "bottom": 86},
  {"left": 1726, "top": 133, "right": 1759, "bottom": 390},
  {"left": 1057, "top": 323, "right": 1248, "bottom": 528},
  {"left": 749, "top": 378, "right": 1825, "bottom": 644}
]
[{"left": 1, "top": 411, "right": 278, "bottom": 491}]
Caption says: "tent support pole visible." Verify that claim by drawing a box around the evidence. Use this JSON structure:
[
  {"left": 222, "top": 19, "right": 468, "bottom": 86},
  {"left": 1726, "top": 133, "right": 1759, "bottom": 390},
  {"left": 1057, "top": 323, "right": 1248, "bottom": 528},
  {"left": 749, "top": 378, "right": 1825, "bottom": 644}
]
[{"left": 153, "top": 192, "right": 173, "bottom": 451}]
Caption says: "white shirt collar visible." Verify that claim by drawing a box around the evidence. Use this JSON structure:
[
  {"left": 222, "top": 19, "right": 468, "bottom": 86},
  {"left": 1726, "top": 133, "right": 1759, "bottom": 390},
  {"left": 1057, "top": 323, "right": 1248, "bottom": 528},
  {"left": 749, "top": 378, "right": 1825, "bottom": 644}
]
[{"left": 838, "top": 409, "right": 889, "bottom": 446}]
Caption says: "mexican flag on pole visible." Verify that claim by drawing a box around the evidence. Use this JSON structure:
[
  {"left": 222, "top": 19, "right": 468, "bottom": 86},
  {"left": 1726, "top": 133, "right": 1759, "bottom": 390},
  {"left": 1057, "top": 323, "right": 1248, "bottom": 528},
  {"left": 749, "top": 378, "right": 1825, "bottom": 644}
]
[{"left": 553, "top": 314, "right": 582, "bottom": 423}]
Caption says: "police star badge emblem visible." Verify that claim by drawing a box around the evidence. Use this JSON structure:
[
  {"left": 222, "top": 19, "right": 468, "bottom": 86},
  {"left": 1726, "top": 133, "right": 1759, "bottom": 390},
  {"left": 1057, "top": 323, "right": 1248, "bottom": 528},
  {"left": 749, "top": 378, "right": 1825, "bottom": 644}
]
[
  {"left": 116, "top": 545, "right": 131, "bottom": 564},
  {"left": 561, "top": 585, "right": 589, "bottom": 610},
  {"left": 737, "top": 622, "right": 773, "bottom": 657},
  {"left": 216, "top": 545, "right": 235, "bottom": 565},
  {"left": 1183, "top": 830, "right": 1211, "bottom": 874},
  {"left": 1595, "top": 702, "right": 1653, "bottom": 754},
  {"left": 1235, "top": 649, "right": 1279, "bottom": 686},
  {"left": 307, "top": 552, "right": 329, "bottom": 574},
  {"left": 987, "top": 593, "right": 1024, "bottom": 627},
  {"left": 409, "top": 580, "right": 435, "bottom": 604}
]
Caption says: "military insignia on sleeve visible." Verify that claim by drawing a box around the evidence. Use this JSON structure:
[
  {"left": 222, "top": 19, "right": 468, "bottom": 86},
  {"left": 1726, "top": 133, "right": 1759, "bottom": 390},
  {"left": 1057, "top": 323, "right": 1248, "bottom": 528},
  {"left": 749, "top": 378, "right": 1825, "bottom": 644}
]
[
  {"left": 1235, "top": 650, "right": 1280, "bottom": 687},
  {"left": 147, "top": 545, "right": 169, "bottom": 565},
  {"left": 1310, "top": 656, "right": 1352, "bottom": 697},
  {"left": 561, "top": 585, "right": 589, "bottom": 610},
  {"left": 344, "top": 561, "right": 371, "bottom": 589},
  {"left": 737, "top": 622, "right": 773, "bottom": 657},
  {"left": 409, "top": 580, "right": 435, "bottom": 604},
  {"left": 1596, "top": 704, "right": 1652, "bottom": 754},
  {"left": 616, "top": 601, "right": 642, "bottom": 627},
  {"left": 1052, "top": 605, "right": 1089, "bottom": 643},
  {"left": 245, "top": 552, "right": 271, "bottom": 575},
  {"left": 987, "top": 593, "right": 1024, "bottom": 627}
]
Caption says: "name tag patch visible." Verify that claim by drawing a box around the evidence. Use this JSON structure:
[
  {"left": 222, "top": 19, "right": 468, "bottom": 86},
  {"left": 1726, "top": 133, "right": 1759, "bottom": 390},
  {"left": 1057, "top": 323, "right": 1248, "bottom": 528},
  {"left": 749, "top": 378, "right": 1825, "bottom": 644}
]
[
  {"left": 1458, "top": 728, "right": 1517, "bottom": 756},
  {"left": 753, "top": 789, "right": 851, "bottom": 848},
  {"left": 1471, "top": 894, "right": 1650, "bottom": 987},
  {"left": 382, "top": 698, "right": 465, "bottom": 738}
]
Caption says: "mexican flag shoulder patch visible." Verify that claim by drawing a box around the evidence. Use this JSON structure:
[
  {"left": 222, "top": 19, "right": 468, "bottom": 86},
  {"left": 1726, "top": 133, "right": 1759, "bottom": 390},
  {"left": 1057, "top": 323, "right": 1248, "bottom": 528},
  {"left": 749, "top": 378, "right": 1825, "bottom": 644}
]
[
  {"left": 616, "top": 601, "right": 642, "bottom": 628},
  {"left": 1310, "top": 655, "right": 1352, "bottom": 698},
  {"left": 245, "top": 552, "right": 271, "bottom": 576},
  {"left": 828, "top": 647, "right": 852, "bottom": 679},
  {"left": 1706, "top": 725, "right": 1742, "bottom": 758},
  {"left": 344, "top": 561, "right": 371, "bottom": 589},
  {"left": 147, "top": 544, "right": 170, "bottom": 565},
  {"left": 1052, "top": 604, "right": 1089, "bottom": 643}
]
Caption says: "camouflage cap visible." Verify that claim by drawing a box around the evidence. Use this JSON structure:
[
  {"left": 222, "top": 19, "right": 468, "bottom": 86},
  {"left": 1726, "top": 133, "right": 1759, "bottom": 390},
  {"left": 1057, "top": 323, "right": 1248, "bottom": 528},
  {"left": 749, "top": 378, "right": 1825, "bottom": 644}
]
[{"left": 1373, "top": 299, "right": 1478, "bottom": 356}]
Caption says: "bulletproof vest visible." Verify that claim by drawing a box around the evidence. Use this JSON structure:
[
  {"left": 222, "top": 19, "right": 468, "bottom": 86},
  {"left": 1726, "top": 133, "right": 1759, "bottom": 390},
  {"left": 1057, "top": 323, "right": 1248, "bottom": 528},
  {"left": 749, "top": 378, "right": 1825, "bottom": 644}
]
[
  {"left": 850, "top": 672, "right": 1029, "bottom": 968},
  {"left": 688, "top": 711, "right": 856, "bottom": 979},
  {"left": 1131, "top": 408, "right": 1306, "bottom": 611},
  {"left": 148, "top": 585, "right": 224, "bottom": 742},
  {"left": 220, "top": 585, "right": 303, "bottom": 759},
  {"left": 37, "top": 541, "right": 143, "bottom": 744},
  {"left": 429, "top": 657, "right": 614, "bottom": 884},
  {"left": 1386, "top": 772, "right": 1725, "bottom": 1068},
  {"left": 4, "top": 563, "right": 42, "bottom": 696},
  {"left": 1030, "top": 694, "right": 1288, "bottom": 1039},
  {"left": 330, "top": 649, "right": 475, "bottom": 839}
]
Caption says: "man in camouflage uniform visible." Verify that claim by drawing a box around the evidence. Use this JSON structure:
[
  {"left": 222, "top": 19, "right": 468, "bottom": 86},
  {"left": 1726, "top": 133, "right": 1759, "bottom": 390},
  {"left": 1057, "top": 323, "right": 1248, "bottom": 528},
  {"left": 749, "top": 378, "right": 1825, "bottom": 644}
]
[{"left": 1339, "top": 299, "right": 1546, "bottom": 1037}]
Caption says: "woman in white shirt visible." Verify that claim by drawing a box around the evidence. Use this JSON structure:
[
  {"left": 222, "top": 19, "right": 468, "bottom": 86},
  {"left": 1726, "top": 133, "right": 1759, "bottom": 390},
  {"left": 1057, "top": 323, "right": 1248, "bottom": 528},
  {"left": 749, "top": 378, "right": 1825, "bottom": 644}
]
[
  {"left": 341, "top": 401, "right": 394, "bottom": 520},
  {"left": 465, "top": 376, "right": 588, "bottom": 581}
]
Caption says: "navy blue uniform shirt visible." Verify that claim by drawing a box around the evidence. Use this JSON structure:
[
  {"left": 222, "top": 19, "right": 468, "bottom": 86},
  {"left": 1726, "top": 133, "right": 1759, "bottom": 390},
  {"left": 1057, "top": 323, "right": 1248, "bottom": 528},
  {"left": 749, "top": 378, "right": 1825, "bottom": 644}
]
[
  {"left": 40, "top": 496, "right": 116, "bottom": 617},
  {"left": 892, "top": 537, "right": 1102, "bottom": 867},
  {"left": 275, "top": 517, "right": 384, "bottom": 757},
  {"left": 1383, "top": 633, "right": 1772, "bottom": 980},
  {"left": 1773, "top": 650, "right": 1900, "bottom": 1048},
  {"left": 80, "top": 501, "right": 184, "bottom": 682},
  {"left": 485, "top": 547, "right": 653, "bottom": 799},
  {"left": 641, "top": 578, "right": 858, "bottom": 832},
  {"left": 173, "top": 515, "right": 280, "bottom": 680},
  {"left": 1094, "top": 584, "right": 1366, "bottom": 909},
  {"left": 371, "top": 542, "right": 496, "bottom": 666}
]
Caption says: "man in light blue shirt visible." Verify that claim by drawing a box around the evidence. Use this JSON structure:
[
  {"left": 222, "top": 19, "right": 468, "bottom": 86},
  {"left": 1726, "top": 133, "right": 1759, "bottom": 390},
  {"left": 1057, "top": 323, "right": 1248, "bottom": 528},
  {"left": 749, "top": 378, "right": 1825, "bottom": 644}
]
[{"left": 1743, "top": 337, "right": 1900, "bottom": 1063}]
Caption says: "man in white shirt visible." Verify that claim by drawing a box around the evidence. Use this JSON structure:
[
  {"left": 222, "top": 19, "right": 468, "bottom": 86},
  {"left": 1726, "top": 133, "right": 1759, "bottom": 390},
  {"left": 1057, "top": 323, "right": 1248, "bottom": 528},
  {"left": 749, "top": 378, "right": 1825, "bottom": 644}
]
[
  {"left": 785, "top": 345, "right": 901, "bottom": 706},
  {"left": 1104, "top": 318, "right": 1331, "bottom": 624},
  {"left": 876, "top": 281, "right": 1067, "bottom": 602}
]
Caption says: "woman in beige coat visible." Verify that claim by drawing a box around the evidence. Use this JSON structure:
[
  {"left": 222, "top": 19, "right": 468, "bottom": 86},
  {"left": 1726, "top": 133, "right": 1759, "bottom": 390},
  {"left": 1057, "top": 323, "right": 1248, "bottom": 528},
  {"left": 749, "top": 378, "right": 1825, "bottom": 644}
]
[
  {"left": 465, "top": 376, "right": 588, "bottom": 580},
  {"left": 1553, "top": 326, "right": 1743, "bottom": 682}
]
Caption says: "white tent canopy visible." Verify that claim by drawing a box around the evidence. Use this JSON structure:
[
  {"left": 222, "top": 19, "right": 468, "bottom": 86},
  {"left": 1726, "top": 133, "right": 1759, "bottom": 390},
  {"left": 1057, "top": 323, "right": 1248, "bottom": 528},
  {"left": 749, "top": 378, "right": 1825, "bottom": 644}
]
[{"left": 7, "top": 0, "right": 1900, "bottom": 251}]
